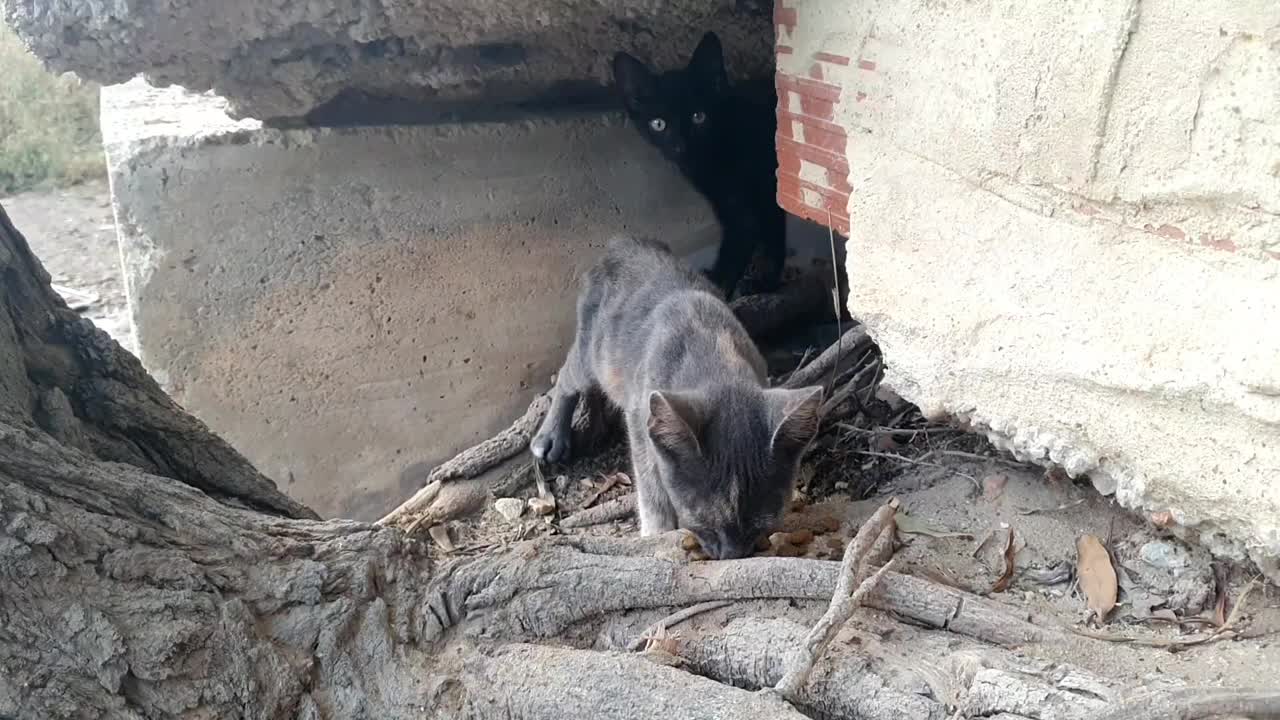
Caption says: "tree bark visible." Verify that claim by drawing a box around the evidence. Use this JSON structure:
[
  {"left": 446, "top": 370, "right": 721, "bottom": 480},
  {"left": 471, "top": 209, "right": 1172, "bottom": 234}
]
[{"left": 1, "top": 202, "right": 1272, "bottom": 720}]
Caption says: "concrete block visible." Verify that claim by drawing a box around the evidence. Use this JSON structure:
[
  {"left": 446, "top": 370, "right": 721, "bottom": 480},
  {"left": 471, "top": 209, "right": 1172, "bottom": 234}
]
[
  {"left": 775, "top": 0, "right": 1280, "bottom": 575},
  {"left": 6, "top": 0, "right": 773, "bottom": 121},
  {"left": 103, "top": 78, "right": 717, "bottom": 520}
]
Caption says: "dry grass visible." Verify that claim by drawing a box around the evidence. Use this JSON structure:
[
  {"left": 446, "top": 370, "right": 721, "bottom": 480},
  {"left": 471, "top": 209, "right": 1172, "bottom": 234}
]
[{"left": 0, "top": 24, "right": 105, "bottom": 195}]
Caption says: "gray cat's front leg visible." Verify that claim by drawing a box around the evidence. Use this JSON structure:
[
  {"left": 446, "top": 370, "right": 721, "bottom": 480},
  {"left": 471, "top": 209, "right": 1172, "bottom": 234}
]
[{"left": 531, "top": 340, "right": 590, "bottom": 463}]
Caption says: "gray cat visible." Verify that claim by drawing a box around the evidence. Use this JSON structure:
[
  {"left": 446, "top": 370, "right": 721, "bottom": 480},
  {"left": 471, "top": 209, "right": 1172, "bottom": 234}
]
[{"left": 531, "top": 236, "right": 823, "bottom": 559}]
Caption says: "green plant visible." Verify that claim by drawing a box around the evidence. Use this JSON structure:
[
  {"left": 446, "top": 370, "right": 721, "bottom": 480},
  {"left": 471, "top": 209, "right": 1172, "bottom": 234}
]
[{"left": 0, "top": 24, "right": 105, "bottom": 195}]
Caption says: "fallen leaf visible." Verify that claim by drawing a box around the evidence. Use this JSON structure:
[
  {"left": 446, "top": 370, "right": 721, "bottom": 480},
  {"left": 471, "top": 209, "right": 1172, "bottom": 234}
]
[
  {"left": 1077, "top": 534, "right": 1118, "bottom": 622},
  {"left": 991, "top": 528, "right": 1017, "bottom": 593},
  {"left": 1212, "top": 563, "right": 1229, "bottom": 628},
  {"left": 428, "top": 524, "right": 456, "bottom": 553},
  {"left": 581, "top": 471, "right": 630, "bottom": 509},
  {"left": 897, "top": 513, "right": 975, "bottom": 541}
]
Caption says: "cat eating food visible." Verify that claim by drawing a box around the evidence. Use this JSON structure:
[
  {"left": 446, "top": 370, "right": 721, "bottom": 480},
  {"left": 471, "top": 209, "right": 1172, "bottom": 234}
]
[{"left": 531, "top": 236, "right": 823, "bottom": 559}]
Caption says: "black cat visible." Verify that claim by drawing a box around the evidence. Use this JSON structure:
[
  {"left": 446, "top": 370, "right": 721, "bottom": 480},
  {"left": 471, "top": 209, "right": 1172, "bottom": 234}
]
[{"left": 613, "top": 32, "right": 785, "bottom": 299}]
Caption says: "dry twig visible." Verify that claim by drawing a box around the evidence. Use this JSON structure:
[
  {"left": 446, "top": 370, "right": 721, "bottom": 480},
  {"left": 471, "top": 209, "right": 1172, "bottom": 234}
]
[
  {"left": 784, "top": 326, "right": 872, "bottom": 390},
  {"left": 560, "top": 493, "right": 637, "bottom": 529},
  {"left": 627, "top": 601, "right": 733, "bottom": 652}
]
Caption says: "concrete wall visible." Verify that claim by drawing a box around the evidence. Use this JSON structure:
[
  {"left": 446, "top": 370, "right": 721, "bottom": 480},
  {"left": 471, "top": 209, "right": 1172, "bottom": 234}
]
[
  {"left": 103, "top": 79, "right": 718, "bottom": 521},
  {"left": 6, "top": 0, "right": 773, "bottom": 121},
  {"left": 775, "top": 0, "right": 1280, "bottom": 575}
]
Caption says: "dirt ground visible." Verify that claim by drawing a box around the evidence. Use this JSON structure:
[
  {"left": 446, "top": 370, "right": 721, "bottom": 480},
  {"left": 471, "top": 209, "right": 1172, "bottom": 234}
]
[
  {"left": 1, "top": 179, "right": 134, "bottom": 353},
  {"left": 431, "top": 387, "right": 1280, "bottom": 695}
]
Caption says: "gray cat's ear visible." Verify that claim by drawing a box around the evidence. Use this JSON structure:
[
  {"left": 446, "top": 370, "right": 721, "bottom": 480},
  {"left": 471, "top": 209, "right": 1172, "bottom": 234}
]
[
  {"left": 647, "top": 390, "right": 704, "bottom": 456},
  {"left": 687, "top": 32, "right": 727, "bottom": 95},
  {"left": 768, "top": 386, "right": 824, "bottom": 455},
  {"left": 613, "top": 52, "right": 656, "bottom": 112}
]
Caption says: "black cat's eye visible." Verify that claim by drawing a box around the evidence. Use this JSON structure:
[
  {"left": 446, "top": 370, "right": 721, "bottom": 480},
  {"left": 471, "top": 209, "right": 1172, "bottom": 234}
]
[
  {"left": 648, "top": 117, "right": 667, "bottom": 132},
  {"left": 691, "top": 111, "right": 707, "bottom": 125}
]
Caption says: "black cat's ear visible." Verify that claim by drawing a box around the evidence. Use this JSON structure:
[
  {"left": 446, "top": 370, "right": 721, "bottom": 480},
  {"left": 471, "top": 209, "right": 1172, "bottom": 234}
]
[
  {"left": 687, "top": 32, "right": 728, "bottom": 95},
  {"left": 613, "top": 52, "right": 656, "bottom": 113},
  {"left": 647, "top": 390, "right": 704, "bottom": 457},
  {"left": 767, "top": 386, "right": 823, "bottom": 455}
]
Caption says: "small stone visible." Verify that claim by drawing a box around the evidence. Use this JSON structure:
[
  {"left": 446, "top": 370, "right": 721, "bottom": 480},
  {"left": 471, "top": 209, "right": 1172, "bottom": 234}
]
[
  {"left": 769, "top": 532, "right": 790, "bottom": 548},
  {"left": 787, "top": 529, "right": 815, "bottom": 546},
  {"left": 494, "top": 497, "right": 524, "bottom": 522},
  {"left": 1140, "top": 540, "right": 1191, "bottom": 571},
  {"left": 528, "top": 496, "right": 556, "bottom": 516},
  {"left": 554, "top": 474, "right": 571, "bottom": 494},
  {"left": 833, "top": 481, "right": 849, "bottom": 491},
  {"left": 681, "top": 533, "right": 702, "bottom": 552}
]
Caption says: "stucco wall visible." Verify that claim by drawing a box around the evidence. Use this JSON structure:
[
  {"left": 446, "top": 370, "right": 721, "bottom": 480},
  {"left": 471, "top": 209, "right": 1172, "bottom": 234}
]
[{"left": 775, "top": 0, "right": 1280, "bottom": 575}]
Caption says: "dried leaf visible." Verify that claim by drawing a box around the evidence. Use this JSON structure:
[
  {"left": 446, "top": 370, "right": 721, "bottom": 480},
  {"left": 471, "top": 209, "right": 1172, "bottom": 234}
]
[
  {"left": 581, "top": 471, "right": 630, "bottom": 509},
  {"left": 1212, "top": 563, "right": 1229, "bottom": 628},
  {"left": 428, "top": 524, "right": 456, "bottom": 553},
  {"left": 896, "top": 513, "right": 974, "bottom": 541},
  {"left": 1077, "top": 534, "right": 1118, "bottom": 622},
  {"left": 991, "top": 528, "right": 1017, "bottom": 593}
]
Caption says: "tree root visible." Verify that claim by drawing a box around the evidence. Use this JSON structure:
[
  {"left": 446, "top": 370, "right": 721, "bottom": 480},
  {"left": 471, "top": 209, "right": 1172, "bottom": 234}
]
[
  {"left": 774, "top": 500, "right": 899, "bottom": 699},
  {"left": 1089, "top": 688, "right": 1280, "bottom": 720},
  {"left": 560, "top": 492, "right": 637, "bottom": 529},
  {"left": 462, "top": 644, "right": 809, "bottom": 719}
]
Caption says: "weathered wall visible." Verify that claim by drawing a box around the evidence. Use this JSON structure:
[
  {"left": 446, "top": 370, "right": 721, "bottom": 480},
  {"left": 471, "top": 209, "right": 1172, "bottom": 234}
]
[
  {"left": 103, "top": 79, "right": 717, "bottom": 520},
  {"left": 775, "top": 0, "right": 1280, "bottom": 574},
  {"left": 3, "top": 0, "right": 773, "bottom": 121}
]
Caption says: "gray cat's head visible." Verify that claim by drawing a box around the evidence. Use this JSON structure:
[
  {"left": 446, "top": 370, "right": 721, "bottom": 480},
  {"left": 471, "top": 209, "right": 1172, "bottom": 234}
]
[{"left": 646, "top": 383, "right": 824, "bottom": 559}]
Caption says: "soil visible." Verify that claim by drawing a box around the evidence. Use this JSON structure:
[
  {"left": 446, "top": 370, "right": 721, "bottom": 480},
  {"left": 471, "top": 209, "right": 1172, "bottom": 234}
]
[{"left": 1, "top": 179, "right": 134, "bottom": 353}]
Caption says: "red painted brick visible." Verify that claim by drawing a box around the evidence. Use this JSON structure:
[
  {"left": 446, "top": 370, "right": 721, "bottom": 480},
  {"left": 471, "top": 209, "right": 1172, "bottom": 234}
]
[
  {"left": 776, "top": 110, "right": 848, "bottom": 156},
  {"left": 857, "top": 59, "right": 877, "bottom": 71},
  {"left": 774, "top": 5, "right": 798, "bottom": 33},
  {"left": 814, "top": 52, "right": 851, "bottom": 66},
  {"left": 776, "top": 45, "right": 794, "bottom": 55}
]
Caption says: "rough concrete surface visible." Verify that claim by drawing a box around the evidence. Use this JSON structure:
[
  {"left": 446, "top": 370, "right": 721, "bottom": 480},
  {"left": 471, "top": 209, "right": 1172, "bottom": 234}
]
[
  {"left": 3, "top": 0, "right": 773, "bottom": 121},
  {"left": 103, "top": 78, "right": 717, "bottom": 520},
  {"left": 776, "top": 0, "right": 1280, "bottom": 575}
]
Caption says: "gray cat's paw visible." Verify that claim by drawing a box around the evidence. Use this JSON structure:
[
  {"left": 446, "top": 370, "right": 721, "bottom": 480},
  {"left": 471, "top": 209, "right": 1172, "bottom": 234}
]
[{"left": 530, "top": 428, "right": 572, "bottom": 463}]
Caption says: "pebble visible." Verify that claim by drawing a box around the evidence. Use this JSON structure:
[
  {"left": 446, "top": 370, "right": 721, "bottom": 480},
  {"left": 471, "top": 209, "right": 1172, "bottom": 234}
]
[
  {"left": 1140, "top": 540, "right": 1191, "bottom": 571},
  {"left": 528, "top": 496, "right": 556, "bottom": 516},
  {"left": 494, "top": 497, "right": 524, "bottom": 522}
]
